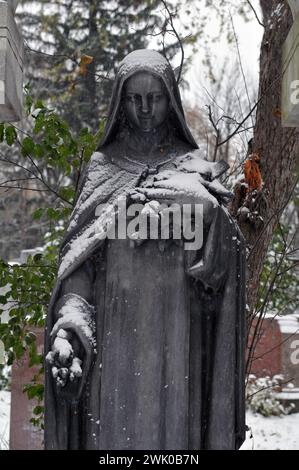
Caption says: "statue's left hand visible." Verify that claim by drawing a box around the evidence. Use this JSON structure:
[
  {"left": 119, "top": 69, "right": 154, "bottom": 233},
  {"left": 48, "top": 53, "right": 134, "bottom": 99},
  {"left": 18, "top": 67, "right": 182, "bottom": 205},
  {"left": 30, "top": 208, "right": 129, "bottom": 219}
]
[{"left": 46, "top": 328, "right": 83, "bottom": 389}]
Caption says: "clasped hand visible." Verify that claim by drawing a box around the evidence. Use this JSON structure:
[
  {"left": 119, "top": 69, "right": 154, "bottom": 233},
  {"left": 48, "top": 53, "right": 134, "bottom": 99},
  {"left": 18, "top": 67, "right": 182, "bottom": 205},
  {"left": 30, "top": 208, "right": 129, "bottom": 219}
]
[
  {"left": 46, "top": 329, "right": 83, "bottom": 389},
  {"left": 130, "top": 170, "right": 218, "bottom": 225}
]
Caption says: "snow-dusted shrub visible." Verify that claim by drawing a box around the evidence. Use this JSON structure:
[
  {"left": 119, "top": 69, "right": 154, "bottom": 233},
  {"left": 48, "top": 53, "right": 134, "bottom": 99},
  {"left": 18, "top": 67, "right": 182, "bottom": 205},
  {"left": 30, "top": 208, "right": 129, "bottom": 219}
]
[
  {"left": 0, "top": 364, "right": 11, "bottom": 391},
  {"left": 246, "top": 375, "right": 295, "bottom": 417}
]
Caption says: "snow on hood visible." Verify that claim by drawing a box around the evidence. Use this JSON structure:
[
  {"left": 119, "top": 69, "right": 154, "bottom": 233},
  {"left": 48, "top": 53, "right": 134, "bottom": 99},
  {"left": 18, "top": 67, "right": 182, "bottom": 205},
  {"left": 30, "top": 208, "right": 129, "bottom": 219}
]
[{"left": 99, "top": 49, "right": 198, "bottom": 149}]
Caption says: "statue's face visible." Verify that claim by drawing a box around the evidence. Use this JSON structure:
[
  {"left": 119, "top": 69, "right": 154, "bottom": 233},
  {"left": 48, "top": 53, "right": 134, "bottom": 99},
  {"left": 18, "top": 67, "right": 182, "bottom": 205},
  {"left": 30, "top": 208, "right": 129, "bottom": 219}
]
[{"left": 123, "top": 72, "right": 169, "bottom": 133}]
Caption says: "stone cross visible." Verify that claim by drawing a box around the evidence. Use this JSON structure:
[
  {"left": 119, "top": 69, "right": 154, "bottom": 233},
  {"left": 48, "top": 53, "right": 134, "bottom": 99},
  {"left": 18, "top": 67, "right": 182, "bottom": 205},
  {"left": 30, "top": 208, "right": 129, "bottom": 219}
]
[
  {"left": 0, "top": 0, "right": 23, "bottom": 122},
  {"left": 282, "top": 0, "right": 299, "bottom": 126}
]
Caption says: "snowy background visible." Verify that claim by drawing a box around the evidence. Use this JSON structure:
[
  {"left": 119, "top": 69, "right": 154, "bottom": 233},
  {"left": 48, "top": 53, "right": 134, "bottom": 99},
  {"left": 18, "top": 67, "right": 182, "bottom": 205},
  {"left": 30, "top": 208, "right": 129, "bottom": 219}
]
[
  {"left": 0, "top": 389, "right": 298, "bottom": 450},
  {"left": 0, "top": 0, "right": 298, "bottom": 452},
  {"left": 0, "top": 391, "right": 10, "bottom": 450}
]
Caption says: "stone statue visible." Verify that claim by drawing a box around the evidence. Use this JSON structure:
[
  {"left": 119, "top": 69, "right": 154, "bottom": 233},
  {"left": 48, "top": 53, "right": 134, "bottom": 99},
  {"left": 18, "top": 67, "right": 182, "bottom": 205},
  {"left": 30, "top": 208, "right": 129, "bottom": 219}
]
[{"left": 45, "top": 49, "right": 246, "bottom": 450}]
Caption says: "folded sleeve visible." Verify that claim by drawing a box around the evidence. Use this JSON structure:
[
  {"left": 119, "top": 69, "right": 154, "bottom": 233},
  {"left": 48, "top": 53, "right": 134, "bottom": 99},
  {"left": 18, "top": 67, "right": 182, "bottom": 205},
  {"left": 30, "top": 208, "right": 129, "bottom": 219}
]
[
  {"left": 51, "top": 259, "right": 96, "bottom": 351},
  {"left": 187, "top": 206, "right": 232, "bottom": 293}
]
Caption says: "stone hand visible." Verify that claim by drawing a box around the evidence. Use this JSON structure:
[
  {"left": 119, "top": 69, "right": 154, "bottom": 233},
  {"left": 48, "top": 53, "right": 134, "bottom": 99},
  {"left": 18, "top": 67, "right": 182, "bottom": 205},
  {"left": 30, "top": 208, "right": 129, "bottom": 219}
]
[
  {"left": 131, "top": 186, "right": 192, "bottom": 205},
  {"left": 46, "top": 328, "right": 83, "bottom": 389},
  {"left": 131, "top": 175, "right": 218, "bottom": 226},
  {"left": 137, "top": 171, "right": 216, "bottom": 202}
]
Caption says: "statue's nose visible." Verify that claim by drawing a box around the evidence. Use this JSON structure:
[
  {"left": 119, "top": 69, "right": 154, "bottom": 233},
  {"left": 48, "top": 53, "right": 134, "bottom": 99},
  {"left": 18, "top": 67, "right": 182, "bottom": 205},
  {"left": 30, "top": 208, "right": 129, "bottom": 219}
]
[{"left": 141, "top": 96, "right": 150, "bottom": 114}]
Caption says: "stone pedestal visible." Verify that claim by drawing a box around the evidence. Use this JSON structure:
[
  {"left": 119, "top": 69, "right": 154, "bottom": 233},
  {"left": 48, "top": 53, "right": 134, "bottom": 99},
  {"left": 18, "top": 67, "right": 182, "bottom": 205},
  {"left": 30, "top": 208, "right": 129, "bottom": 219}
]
[
  {"left": 249, "top": 314, "right": 282, "bottom": 378},
  {"left": 250, "top": 313, "right": 299, "bottom": 410},
  {"left": 0, "top": 0, "right": 23, "bottom": 122}
]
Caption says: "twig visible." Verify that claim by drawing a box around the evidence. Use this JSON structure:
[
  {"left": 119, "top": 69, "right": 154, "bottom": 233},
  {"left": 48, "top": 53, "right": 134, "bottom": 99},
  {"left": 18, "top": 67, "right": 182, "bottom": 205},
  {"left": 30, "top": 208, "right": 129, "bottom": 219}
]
[
  {"left": 246, "top": 229, "right": 298, "bottom": 376},
  {"left": 247, "top": 378, "right": 294, "bottom": 400},
  {"left": 246, "top": 0, "right": 265, "bottom": 28},
  {"left": 207, "top": 105, "right": 221, "bottom": 161},
  {"left": 0, "top": 154, "right": 72, "bottom": 206},
  {"left": 252, "top": 331, "right": 299, "bottom": 363},
  {"left": 217, "top": 45, "right": 290, "bottom": 148},
  {"left": 218, "top": 100, "right": 259, "bottom": 147},
  {"left": 0, "top": 185, "right": 52, "bottom": 192},
  {"left": 161, "top": 0, "right": 184, "bottom": 84},
  {"left": 247, "top": 174, "right": 299, "bottom": 261},
  {"left": 230, "top": 12, "right": 254, "bottom": 129},
  {"left": 0, "top": 177, "right": 37, "bottom": 185},
  {"left": 24, "top": 43, "right": 111, "bottom": 82}
]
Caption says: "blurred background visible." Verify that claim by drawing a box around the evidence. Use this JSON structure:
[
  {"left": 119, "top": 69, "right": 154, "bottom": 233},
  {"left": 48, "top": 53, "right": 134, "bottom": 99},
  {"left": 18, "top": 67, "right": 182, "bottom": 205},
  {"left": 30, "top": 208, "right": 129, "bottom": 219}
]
[{"left": 0, "top": 0, "right": 298, "bottom": 450}]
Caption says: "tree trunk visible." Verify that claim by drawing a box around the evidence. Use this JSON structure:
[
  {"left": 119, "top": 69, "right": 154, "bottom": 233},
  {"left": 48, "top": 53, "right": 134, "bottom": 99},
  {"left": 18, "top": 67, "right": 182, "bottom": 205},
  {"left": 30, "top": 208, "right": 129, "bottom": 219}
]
[{"left": 236, "top": 1, "right": 298, "bottom": 314}]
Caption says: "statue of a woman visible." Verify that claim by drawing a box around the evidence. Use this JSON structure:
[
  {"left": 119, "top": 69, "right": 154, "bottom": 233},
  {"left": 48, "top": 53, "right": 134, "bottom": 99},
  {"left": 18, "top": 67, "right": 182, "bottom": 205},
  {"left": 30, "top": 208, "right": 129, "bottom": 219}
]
[{"left": 45, "top": 50, "right": 246, "bottom": 450}]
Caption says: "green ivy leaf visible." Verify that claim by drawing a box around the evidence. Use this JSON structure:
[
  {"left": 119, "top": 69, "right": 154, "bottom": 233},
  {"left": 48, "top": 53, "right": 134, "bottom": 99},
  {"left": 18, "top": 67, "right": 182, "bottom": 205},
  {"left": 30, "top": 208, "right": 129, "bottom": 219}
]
[
  {"left": 46, "top": 208, "right": 61, "bottom": 220},
  {"left": 5, "top": 126, "right": 17, "bottom": 146},
  {"left": 22, "top": 137, "right": 35, "bottom": 156},
  {"left": 33, "top": 208, "right": 44, "bottom": 220},
  {"left": 25, "top": 94, "right": 33, "bottom": 115},
  {"left": 33, "top": 405, "right": 44, "bottom": 416},
  {"left": 0, "top": 123, "right": 4, "bottom": 142}
]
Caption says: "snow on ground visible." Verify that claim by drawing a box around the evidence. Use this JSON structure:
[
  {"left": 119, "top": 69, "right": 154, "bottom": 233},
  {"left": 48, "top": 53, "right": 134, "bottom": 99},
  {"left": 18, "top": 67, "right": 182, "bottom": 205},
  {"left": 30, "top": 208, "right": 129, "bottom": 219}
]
[
  {"left": 0, "top": 391, "right": 10, "bottom": 450},
  {"left": 241, "top": 410, "right": 299, "bottom": 450},
  {"left": 0, "top": 389, "right": 298, "bottom": 450}
]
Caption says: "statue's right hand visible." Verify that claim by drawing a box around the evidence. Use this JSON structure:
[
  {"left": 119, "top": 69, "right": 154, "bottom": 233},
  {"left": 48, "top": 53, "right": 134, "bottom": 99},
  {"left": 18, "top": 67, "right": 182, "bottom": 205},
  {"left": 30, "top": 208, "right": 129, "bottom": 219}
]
[{"left": 46, "top": 328, "right": 83, "bottom": 389}]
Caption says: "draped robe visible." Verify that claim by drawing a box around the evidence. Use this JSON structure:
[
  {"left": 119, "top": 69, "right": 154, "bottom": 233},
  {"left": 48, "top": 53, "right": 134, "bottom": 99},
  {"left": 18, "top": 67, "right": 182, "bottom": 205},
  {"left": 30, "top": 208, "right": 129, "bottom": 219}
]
[{"left": 44, "top": 50, "right": 246, "bottom": 450}]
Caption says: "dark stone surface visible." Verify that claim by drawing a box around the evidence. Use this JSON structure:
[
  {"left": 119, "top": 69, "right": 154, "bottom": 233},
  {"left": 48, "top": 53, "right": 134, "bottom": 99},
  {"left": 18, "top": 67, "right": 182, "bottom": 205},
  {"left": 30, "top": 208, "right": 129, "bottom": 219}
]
[{"left": 44, "top": 49, "right": 246, "bottom": 450}]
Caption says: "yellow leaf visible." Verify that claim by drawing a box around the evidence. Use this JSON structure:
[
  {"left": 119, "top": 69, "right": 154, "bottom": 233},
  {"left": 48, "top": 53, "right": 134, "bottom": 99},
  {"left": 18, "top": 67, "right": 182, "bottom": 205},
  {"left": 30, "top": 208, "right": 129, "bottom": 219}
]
[{"left": 79, "top": 55, "right": 94, "bottom": 77}]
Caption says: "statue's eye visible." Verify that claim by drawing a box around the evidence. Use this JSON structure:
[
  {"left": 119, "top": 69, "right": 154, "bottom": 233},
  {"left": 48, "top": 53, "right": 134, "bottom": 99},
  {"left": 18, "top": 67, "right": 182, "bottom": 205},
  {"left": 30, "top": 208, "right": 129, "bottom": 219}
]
[
  {"left": 126, "top": 95, "right": 135, "bottom": 103},
  {"left": 126, "top": 94, "right": 142, "bottom": 103},
  {"left": 147, "top": 93, "right": 160, "bottom": 103},
  {"left": 153, "top": 93, "right": 164, "bottom": 103}
]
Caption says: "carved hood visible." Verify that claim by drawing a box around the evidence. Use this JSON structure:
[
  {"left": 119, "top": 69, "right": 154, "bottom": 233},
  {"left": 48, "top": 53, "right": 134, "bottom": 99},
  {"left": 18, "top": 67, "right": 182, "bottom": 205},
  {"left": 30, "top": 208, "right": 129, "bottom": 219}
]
[{"left": 99, "top": 49, "right": 198, "bottom": 149}]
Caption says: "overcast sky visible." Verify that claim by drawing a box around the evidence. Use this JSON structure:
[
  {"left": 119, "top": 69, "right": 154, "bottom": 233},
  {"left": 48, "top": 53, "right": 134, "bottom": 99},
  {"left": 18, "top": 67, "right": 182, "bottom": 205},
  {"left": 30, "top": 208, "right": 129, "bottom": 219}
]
[
  {"left": 147, "top": 0, "right": 264, "bottom": 107},
  {"left": 186, "top": 1, "right": 264, "bottom": 102}
]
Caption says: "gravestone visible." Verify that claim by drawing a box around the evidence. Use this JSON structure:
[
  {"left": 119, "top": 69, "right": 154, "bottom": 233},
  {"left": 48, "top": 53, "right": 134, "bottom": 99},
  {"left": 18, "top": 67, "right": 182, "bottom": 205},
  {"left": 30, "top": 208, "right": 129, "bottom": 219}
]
[
  {"left": 250, "top": 312, "right": 299, "bottom": 411},
  {"left": 0, "top": 0, "right": 23, "bottom": 122}
]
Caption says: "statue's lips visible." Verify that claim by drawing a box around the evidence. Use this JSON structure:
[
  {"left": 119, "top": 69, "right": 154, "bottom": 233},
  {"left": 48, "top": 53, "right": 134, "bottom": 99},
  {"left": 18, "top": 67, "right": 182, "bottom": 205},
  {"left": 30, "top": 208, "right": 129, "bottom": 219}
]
[
  {"left": 139, "top": 117, "right": 152, "bottom": 121},
  {"left": 138, "top": 117, "right": 153, "bottom": 128}
]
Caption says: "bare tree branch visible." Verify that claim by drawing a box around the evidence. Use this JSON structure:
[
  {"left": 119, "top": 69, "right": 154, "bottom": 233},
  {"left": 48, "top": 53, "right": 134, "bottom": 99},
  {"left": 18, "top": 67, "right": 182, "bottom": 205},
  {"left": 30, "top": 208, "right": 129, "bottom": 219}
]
[
  {"left": 161, "top": 0, "right": 184, "bottom": 84},
  {"left": 246, "top": 0, "right": 265, "bottom": 28}
]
